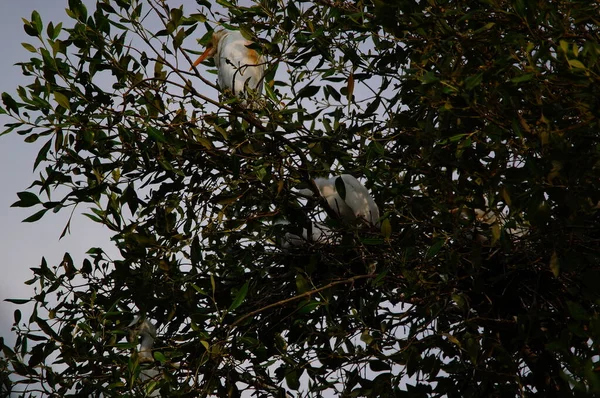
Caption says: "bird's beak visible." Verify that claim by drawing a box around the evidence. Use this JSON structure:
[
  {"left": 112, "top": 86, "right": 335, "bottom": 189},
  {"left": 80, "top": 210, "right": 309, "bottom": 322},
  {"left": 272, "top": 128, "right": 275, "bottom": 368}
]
[{"left": 190, "top": 47, "right": 212, "bottom": 70}]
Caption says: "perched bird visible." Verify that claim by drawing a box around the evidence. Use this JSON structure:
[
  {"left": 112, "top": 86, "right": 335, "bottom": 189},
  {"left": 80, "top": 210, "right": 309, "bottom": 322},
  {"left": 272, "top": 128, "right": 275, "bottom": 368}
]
[
  {"left": 302, "top": 174, "right": 380, "bottom": 227},
  {"left": 136, "top": 319, "right": 156, "bottom": 363},
  {"left": 129, "top": 317, "right": 160, "bottom": 396},
  {"left": 191, "top": 29, "right": 265, "bottom": 96}
]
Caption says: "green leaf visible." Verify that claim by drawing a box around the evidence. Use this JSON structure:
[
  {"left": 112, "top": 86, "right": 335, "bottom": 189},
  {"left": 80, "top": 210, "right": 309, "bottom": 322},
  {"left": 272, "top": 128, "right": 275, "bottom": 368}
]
[
  {"left": 153, "top": 351, "right": 167, "bottom": 363},
  {"left": 369, "top": 360, "right": 391, "bottom": 372},
  {"left": 285, "top": 369, "right": 301, "bottom": 390},
  {"left": 426, "top": 239, "right": 445, "bottom": 258},
  {"left": 190, "top": 283, "right": 208, "bottom": 296},
  {"left": 2, "top": 93, "right": 19, "bottom": 115},
  {"left": 145, "top": 381, "right": 158, "bottom": 395},
  {"left": 464, "top": 73, "right": 483, "bottom": 90},
  {"left": 559, "top": 40, "right": 569, "bottom": 54},
  {"left": 22, "top": 19, "right": 38, "bottom": 37},
  {"left": 50, "top": 22, "right": 62, "bottom": 40},
  {"left": 474, "top": 22, "right": 495, "bottom": 34},
  {"left": 264, "top": 80, "right": 278, "bottom": 102},
  {"left": 549, "top": 251, "right": 560, "bottom": 278},
  {"left": 147, "top": 126, "right": 167, "bottom": 143},
  {"left": 170, "top": 7, "right": 183, "bottom": 27},
  {"left": 380, "top": 218, "right": 392, "bottom": 239},
  {"left": 297, "top": 300, "right": 321, "bottom": 315},
  {"left": 21, "top": 43, "right": 37, "bottom": 53},
  {"left": 295, "top": 274, "right": 310, "bottom": 293},
  {"left": 421, "top": 71, "right": 439, "bottom": 84},
  {"left": 11, "top": 192, "right": 41, "bottom": 208},
  {"left": 334, "top": 176, "right": 347, "bottom": 200},
  {"left": 34, "top": 140, "right": 52, "bottom": 170},
  {"left": 46, "top": 22, "right": 55, "bottom": 39},
  {"left": 53, "top": 92, "right": 70, "bottom": 111},
  {"left": 360, "top": 330, "right": 374, "bottom": 345},
  {"left": 568, "top": 59, "right": 586, "bottom": 69},
  {"left": 173, "top": 28, "right": 185, "bottom": 49},
  {"left": 189, "top": 13, "right": 207, "bottom": 22},
  {"left": 23, "top": 209, "right": 48, "bottom": 223},
  {"left": 566, "top": 300, "right": 588, "bottom": 321},
  {"left": 5, "top": 298, "right": 30, "bottom": 305},
  {"left": 68, "top": 0, "right": 88, "bottom": 20},
  {"left": 158, "top": 159, "right": 175, "bottom": 172},
  {"left": 297, "top": 85, "right": 320, "bottom": 98},
  {"left": 31, "top": 11, "right": 43, "bottom": 35},
  {"left": 229, "top": 281, "right": 249, "bottom": 311},
  {"left": 511, "top": 73, "right": 534, "bottom": 83},
  {"left": 372, "top": 270, "right": 388, "bottom": 286}
]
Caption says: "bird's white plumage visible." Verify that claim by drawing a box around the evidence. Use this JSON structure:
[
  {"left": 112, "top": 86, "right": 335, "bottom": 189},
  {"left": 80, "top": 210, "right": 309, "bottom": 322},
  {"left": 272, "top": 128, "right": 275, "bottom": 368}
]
[
  {"left": 137, "top": 319, "right": 156, "bottom": 363},
  {"left": 312, "top": 175, "right": 380, "bottom": 227},
  {"left": 192, "top": 29, "right": 265, "bottom": 97},
  {"left": 130, "top": 318, "right": 160, "bottom": 396},
  {"left": 215, "top": 30, "right": 265, "bottom": 95}
]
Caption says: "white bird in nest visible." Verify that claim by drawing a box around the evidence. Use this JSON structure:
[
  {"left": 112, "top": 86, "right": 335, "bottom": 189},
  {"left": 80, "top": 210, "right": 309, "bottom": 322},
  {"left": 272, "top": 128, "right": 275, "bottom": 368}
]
[
  {"left": 191, "top": 29, "right": 265, "bottom": 97},
  {"left": 129, "top": 317, "right": 161, "bottom": 396},
  {"left": 301, "top": 174, "right": 380, "bottom": 227}
]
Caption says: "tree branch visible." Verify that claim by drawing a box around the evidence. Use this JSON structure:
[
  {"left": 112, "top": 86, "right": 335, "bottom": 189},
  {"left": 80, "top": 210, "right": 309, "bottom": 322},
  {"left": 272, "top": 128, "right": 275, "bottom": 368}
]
[{"left": 230, "top": 274, "right": 375, "bottom": 327}]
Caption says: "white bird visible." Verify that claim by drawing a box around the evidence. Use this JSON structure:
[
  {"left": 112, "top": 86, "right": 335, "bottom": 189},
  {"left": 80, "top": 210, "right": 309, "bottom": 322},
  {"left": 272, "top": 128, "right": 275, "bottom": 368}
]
[
  {"left": 130, "top": 317, "right": 161, "bottom": 396},
  {"left": 303, "top": 175, "right": 380, "bottom": 227},
  {"left": 191, "top": 29, "right": 265, "bottom": 96},
  {"left": 136, "top": 319, "right": 156, "bottom": 363}
]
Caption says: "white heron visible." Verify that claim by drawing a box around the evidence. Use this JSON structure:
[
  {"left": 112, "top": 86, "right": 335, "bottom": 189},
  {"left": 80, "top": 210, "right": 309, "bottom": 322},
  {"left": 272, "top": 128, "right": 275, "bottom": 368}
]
[
  {"left": 130, "top": 317, "right": 161, "bottom": 396},
  {"left": 191, "top": 29, "right": 265, "bottom": 97},
  {"left": 303, "top": 174, "right": 380, "bottom": 227}
]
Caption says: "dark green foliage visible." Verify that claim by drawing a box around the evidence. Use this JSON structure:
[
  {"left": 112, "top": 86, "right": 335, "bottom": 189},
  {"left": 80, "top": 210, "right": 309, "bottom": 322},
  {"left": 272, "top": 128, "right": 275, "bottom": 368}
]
[{"left": 2, "top": 0, "right": 600, "bottom": 396}]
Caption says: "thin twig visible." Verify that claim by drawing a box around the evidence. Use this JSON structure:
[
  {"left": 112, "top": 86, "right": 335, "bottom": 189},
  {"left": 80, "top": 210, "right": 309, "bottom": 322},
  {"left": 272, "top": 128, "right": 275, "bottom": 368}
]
[{"left": 231, "top": 274, "right": 376, "bottom": 327}]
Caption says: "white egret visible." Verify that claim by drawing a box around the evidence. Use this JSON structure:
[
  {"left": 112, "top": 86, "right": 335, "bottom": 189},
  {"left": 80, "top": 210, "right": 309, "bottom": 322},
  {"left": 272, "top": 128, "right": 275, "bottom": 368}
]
[
  {"left": 136, "top": 319, "right": 156, "bottom": 363},
  {"left": 304, "top": 174, "right": 380, "bottom": 227},
  {"left": 191, "top": 29, "right": 265, "bottom": 97},
  {"left": 130, "top": 317, "right": 161, "bottom": 396}
]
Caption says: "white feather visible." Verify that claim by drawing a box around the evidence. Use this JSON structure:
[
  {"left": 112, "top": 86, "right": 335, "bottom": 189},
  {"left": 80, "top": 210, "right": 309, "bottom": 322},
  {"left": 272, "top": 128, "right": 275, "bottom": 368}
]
[
  {"left": 215, "top": 30, "right": 265, "bottom": 95},
  {"left": 312, "top": 175, "right": 380, "bottom": 227},
  {"left": 131, "top": 318, "right": 160, "bottom": 396}
]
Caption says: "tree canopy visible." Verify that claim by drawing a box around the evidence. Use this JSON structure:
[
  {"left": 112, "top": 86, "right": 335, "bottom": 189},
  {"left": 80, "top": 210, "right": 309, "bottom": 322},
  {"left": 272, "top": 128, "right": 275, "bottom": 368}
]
[{"left": 2, "top": 0, "right": 600, "bottom": 396}]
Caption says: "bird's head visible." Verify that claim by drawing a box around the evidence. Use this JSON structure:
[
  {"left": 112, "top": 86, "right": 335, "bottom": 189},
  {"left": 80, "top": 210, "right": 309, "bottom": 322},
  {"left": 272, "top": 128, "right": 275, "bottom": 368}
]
[{"left": 191, "top": 29, "right": 227, "bottom": 69}]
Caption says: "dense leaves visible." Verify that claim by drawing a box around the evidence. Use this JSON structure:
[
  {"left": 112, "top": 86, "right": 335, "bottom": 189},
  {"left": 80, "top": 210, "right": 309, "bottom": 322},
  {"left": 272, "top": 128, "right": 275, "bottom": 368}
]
[{"left": 2, "top": 0, "right": 600, "bottom": 397}]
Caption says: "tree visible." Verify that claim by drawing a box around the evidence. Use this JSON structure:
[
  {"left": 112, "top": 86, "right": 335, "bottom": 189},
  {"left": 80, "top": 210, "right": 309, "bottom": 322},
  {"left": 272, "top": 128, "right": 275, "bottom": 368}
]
[{"left": 2, "top": 0, "right": 600, "bottom": 396}]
